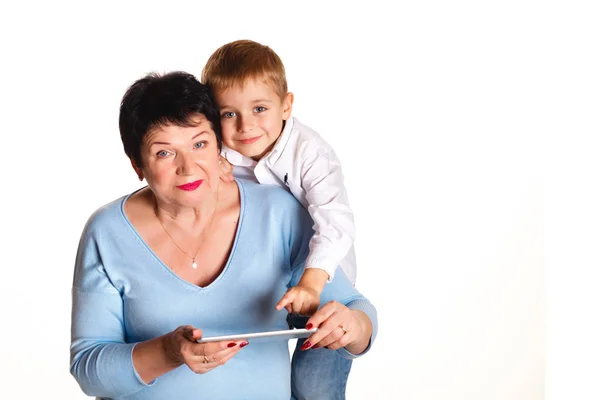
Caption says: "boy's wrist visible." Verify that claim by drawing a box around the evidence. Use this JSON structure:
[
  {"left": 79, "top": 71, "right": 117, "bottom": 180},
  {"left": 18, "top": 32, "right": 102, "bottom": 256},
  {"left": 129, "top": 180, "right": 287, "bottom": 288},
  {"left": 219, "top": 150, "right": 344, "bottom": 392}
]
[{"left": 298, "top": 268, "right": 329, "bottom": 293}]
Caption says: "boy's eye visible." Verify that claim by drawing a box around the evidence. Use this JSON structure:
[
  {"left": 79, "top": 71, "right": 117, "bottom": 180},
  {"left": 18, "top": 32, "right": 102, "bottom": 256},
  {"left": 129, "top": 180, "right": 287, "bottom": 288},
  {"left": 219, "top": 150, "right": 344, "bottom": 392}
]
[
  {"left": 156, "top": 150, "right": 169, "bottom": 158},
  {"left": 254, "top": 106, "right": 267, "bottom": 113},
  {"left": 222, "top": 111, "right": 236, "bottom": 118},
  {"left": 193, "top": 141, "right": 207, "bottom": 149}
]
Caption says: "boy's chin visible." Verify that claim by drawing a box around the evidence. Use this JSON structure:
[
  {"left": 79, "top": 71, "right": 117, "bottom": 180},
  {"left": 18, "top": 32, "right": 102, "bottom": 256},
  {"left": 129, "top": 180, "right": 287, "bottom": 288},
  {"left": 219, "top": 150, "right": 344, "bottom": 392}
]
[{"left": 235, "top": 145, "right": 272, "bottom": 160}]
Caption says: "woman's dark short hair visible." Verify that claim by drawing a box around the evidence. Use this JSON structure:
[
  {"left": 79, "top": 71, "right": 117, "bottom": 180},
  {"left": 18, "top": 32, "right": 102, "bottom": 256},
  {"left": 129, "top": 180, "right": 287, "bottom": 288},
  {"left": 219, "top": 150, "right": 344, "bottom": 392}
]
[{"left": 119, "top": 71, "right": 222, "bottom": 168}]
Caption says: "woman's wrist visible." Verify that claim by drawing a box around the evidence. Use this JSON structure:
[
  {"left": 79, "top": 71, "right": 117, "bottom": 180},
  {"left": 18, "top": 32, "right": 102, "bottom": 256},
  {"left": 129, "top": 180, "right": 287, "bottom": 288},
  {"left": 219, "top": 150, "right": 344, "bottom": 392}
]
[
  {"left": 132, "top": 334, "right": 183, "bottom": 384},
  {"left": 344, "top": 309, "right": 373, "bottom": 355},
  {"left": 160, "top": 333, "right": 184, "bottom": 367}
]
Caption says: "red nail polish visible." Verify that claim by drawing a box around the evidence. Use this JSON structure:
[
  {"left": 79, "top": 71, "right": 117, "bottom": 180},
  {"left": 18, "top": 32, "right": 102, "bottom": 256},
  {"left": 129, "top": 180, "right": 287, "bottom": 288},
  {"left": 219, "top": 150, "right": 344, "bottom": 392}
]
[
  {"left": 301, "top": 341, "right": 312, "bottom": 350},
  {"left": 240, "top": 341, "right": 249, "bottom": 348},
  {"left": 306, "top": 323, "right": 313, "bottom": 329},
  {"left": 227, "top": 342, "right": 236, "bottom": 348}
]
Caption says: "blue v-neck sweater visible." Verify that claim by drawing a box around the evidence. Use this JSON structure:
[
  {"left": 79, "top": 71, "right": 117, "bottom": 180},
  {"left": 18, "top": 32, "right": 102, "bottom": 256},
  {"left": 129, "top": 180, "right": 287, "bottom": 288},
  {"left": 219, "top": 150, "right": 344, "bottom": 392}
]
[{"left": 70, "top": 179, "right": 378, "bottom": 400}]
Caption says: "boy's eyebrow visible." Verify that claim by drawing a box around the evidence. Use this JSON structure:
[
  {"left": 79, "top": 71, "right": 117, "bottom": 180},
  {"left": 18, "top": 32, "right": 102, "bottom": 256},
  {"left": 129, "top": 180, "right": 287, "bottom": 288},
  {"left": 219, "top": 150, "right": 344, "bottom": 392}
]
[
  {"left": 219, "top": 99, "right": 273, "bottom": 109},
  {"left": 251, "top": 99, "right": 273, "bottom": 104}
]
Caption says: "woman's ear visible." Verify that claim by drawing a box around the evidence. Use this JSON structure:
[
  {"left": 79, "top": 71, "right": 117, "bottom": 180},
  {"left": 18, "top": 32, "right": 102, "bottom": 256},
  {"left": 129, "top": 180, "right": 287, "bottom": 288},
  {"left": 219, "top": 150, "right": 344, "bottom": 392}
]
[
  {"left": 130, "top": 159, "right": 144, "bottom": 181},
  {"left": 282, "top": 92, "right": 294, "bottom": 120}
]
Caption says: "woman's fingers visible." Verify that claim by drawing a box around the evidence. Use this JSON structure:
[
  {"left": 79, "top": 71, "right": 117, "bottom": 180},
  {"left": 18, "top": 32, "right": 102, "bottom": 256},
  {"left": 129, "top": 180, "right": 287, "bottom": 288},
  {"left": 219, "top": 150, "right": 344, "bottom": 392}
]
[
  {"left": 183, "top": 339, "right": 249, "bottom": 374},
  {"left": 300, "top": 301, "right": 355, "bottom": 350},
  {"left": 181, "top": 326, "right": 203, "bottom": 342},
  {"left": 204, "top": 341, "right": 248, "bottom": 365}
]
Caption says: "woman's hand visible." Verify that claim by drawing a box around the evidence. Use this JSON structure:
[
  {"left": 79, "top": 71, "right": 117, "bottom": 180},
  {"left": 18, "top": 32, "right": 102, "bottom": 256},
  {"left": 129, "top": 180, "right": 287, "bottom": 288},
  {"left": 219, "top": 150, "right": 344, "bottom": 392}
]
[
  {"left": 162, "top": 325, "right": 248, "bottom": 374},
  {"left": 219, "top": 156, "right": 235, "bottom": 182},
  {"left": 299, "top": 301, "right": 372, "bottom": 355}
]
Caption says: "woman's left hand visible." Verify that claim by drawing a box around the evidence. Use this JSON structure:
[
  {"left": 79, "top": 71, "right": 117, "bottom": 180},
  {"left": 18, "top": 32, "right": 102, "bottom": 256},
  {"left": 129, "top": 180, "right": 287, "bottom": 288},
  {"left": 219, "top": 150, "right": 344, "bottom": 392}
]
[{"left": 300, "top": 301, "right": 372, "bottom": 355}]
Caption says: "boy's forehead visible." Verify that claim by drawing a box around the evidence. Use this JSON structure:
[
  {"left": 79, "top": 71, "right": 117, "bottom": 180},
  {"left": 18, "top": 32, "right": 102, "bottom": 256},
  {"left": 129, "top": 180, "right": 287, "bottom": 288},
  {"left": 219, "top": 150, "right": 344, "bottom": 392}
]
[
  {"left": 215, "top": 78, "right": 279, "bottom": 102},
  {"left": 217, "top": 76, "right": 277, "bottom": 95}
]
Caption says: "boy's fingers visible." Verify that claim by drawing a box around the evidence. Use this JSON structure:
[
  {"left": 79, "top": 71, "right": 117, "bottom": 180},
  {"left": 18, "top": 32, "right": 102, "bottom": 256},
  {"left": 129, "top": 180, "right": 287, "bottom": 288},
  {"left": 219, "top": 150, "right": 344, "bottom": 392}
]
[
  {"left": 290, "top": 298, "right": 303, "bottom": 314},
  {"left": 276, "top": 292, "right": 295, "bottom": 310}
]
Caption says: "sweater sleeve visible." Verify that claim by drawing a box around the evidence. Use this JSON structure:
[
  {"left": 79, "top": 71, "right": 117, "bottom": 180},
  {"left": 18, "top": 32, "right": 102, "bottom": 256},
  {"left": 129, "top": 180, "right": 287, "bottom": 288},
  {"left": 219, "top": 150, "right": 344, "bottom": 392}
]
[{"left": 70, "top": 223, "right": 153, "bottom": 398}]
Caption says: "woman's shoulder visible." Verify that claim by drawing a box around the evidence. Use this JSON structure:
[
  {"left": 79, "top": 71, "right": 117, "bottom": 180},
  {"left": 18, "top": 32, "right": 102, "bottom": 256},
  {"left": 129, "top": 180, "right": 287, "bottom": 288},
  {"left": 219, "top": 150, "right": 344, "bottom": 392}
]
[
  {"left": 237, "top": 178, "right": 304, "bottom": 211},
  {"left": 236, "top": 178, "right": 312, "bottom": 236},
  {"left": 80, "top": 191, "right": 135, "bottom": 236}
]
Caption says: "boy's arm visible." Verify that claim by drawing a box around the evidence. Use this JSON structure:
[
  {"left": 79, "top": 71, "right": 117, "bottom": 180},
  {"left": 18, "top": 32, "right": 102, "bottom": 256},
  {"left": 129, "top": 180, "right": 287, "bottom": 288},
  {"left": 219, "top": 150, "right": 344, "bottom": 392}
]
[{"left": 300, "top": 147, "right": 355, "bottom": 281}]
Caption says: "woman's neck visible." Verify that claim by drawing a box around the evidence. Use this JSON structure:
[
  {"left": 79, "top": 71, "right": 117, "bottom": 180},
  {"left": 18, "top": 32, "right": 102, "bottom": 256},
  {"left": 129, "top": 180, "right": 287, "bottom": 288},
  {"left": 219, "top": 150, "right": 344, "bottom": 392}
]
[{"left": 153, "top": 186, "right": 221, "bottom": 236}]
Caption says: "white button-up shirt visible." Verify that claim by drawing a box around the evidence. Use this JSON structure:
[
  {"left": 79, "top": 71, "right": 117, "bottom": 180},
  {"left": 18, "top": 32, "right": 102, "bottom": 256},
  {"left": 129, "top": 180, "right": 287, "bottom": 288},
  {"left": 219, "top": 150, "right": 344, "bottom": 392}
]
[{"left": 222, "top": 117, "right": 357, "bottom": 284}]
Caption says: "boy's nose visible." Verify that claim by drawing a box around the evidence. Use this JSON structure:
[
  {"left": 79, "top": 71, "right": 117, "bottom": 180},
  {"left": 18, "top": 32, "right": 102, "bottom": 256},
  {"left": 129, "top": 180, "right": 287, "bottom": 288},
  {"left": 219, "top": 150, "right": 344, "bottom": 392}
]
[{"left": 237, "top": 116, "right": 255, "bottom": 133}]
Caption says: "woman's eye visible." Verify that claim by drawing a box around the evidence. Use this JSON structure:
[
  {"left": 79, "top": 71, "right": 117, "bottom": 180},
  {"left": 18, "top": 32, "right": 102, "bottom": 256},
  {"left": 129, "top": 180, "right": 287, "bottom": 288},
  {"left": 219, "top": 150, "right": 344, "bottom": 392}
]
[
  {"left": 254, "top": 106, "right": 266, "bottom": 113},
  {"left": 156, "top": 150, "right": 169, "bottom": 158},
  {"left": 193, "top": 141, "right": 207, "bottom": 149},
  {"left": 222, "top": 111, "right": 236, "bottom": 118}
]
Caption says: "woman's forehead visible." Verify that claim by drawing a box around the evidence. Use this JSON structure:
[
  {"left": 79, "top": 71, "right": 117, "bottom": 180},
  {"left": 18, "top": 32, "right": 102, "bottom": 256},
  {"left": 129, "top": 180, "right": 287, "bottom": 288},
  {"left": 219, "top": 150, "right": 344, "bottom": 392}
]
[{"left": 145, "top": 114, "right": 214, "bottom": 140}]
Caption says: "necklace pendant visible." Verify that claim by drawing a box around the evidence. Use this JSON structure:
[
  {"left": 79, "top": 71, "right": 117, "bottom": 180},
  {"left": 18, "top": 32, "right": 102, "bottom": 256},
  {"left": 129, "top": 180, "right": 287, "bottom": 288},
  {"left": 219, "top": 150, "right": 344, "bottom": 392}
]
[{"left": 192, "top": 261, "right": 198, "bottom": 269}]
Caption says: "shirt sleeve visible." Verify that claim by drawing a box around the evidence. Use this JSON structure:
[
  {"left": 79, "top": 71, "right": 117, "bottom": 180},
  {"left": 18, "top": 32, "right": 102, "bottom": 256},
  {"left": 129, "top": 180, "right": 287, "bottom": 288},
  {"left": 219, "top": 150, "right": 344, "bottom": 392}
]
[
  {"left": 70, "top": 224, "right": 153, "bottom": 398},
  {"left": 300, "top": 147, "right": 356, "bottom": 280}
]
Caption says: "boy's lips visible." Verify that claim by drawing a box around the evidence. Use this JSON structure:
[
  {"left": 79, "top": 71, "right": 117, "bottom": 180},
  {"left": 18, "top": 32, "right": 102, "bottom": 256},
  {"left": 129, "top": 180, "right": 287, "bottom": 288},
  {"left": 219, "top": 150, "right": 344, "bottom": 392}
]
[
  {"left": 238, "top": 136, "right": 262, "bottom": 145},
  {"left": 176, "top": 180, "right": 203, "bottom": 191}
]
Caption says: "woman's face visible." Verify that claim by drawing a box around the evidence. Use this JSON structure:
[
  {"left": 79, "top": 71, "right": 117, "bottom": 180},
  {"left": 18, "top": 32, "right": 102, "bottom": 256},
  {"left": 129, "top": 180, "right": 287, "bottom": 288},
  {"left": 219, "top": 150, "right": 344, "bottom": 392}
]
[{"left": 134, "top": 113, "right": 221, "bottom": 209}]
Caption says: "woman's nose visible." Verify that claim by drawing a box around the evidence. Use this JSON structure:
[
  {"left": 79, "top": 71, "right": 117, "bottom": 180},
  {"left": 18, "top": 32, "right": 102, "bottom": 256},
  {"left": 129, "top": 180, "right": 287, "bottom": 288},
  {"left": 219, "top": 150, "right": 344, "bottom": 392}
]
[{"left": 176, "top": 152, "right": 196, "bottom": 175}]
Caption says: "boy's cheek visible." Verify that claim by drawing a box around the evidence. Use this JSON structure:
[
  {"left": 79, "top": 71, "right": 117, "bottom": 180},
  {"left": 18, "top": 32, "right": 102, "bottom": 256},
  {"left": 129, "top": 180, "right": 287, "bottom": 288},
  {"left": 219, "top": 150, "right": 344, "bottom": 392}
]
[{"left": 220, "top": 126, "right": 236, "bottom": 145}]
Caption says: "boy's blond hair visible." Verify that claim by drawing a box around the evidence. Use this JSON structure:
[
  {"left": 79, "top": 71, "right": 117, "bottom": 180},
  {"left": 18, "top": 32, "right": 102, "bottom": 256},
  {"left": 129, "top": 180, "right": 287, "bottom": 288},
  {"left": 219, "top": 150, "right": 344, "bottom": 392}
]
[{"left": 201, "top": 39, "right": 288, "bottom": 100}]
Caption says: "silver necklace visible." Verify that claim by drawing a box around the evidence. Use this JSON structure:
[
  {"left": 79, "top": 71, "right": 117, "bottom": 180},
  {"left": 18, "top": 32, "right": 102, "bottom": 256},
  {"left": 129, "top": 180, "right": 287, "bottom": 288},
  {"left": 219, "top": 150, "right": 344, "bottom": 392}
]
[{"left": 155, "top": 187, "right": 220, "bottom": 269}]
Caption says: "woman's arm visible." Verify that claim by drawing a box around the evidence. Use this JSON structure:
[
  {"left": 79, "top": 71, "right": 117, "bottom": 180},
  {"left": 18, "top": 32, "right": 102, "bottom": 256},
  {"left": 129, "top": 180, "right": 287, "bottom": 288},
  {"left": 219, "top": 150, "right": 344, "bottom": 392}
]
[
  {"left": 287, "top": 204, "right": 378, "bottom": 358},
  {"left": 70, "top": 225, "right": 159, "bottom": 397}
]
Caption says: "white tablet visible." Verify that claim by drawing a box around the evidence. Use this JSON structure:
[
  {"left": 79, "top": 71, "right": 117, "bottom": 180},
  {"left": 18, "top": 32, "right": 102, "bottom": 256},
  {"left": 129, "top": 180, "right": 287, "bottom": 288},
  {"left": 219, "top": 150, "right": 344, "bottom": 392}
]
[{"left": 196, "top": 327, "right": 318, "bottom": 343}]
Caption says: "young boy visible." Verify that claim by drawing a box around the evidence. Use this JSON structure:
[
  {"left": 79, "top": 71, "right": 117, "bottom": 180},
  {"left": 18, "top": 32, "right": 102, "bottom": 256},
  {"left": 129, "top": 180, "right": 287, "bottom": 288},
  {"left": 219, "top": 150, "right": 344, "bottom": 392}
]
[
  {"left": 201, "top": 40, "right": 358, "bottom": 316},
  {"left": 201, "top": 40, "right": 360, "bottom": 399}
]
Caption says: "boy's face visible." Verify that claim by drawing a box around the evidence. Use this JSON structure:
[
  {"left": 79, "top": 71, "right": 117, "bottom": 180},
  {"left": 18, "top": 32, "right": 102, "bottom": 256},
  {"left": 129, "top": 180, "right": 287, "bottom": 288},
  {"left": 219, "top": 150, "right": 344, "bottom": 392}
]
[{"left": 215, "top": 79, "right": 293, "bottom": 160}]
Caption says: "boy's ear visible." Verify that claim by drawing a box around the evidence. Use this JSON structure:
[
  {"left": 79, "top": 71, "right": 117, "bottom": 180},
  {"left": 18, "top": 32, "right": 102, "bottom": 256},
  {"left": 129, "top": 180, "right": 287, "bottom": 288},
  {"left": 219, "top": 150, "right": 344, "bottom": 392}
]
[
  {"left": 282, "top": 92, "right": 294, "bottom": 120},
  {"left": 130, "top": 158, "right": 144, "bottom": 181}
]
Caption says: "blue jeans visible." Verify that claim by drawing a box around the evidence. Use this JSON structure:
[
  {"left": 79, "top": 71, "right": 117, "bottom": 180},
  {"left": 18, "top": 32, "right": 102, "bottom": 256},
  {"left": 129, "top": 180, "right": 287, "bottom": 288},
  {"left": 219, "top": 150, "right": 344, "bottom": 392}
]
[{"left": 290, "top": 338, "right": 353, "bottom": 400}]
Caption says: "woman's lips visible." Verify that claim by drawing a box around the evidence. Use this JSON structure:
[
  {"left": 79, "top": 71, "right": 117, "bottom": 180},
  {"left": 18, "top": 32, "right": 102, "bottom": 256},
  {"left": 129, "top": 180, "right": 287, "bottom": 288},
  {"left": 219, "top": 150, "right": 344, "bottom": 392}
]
[
  {"left": 239, "top": 136, "right": 261, "bottom": 145},
  {"left": 176, "top": 180, "right": 203, "bottom": 191}
]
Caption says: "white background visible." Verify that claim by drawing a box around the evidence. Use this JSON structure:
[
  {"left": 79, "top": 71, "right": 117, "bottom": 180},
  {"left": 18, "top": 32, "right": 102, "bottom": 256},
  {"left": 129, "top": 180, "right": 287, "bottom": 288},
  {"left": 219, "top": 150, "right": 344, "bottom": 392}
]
[{"left": 0, "top": 1, "right": 596, "bottom": 399}]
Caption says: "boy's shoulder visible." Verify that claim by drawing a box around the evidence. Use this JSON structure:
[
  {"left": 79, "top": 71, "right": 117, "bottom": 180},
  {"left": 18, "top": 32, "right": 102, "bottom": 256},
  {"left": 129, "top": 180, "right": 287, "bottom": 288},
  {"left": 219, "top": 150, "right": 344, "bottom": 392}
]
[
  {"left": 274, "top": 117, "right": 337, "bottom": 164},
  {"left": 287, "top": 117, "right": 333, "bottom": 151}
]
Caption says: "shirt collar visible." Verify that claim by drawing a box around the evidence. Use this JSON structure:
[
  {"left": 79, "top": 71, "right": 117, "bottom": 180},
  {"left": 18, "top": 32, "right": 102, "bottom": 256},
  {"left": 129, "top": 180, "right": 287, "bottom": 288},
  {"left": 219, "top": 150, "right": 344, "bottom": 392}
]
[
  {"left": 265, "top": 116, "right": 295, "bottom": 165},
  {"left": 221, "top": 146, "right": 257, "bottom": 168}
]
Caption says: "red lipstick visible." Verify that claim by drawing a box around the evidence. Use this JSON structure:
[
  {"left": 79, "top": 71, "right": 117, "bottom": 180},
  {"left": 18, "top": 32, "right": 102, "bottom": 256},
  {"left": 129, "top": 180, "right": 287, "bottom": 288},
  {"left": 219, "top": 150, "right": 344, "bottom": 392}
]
[{"left": 176, "top": 180, "right": 203, "bottom": 191}]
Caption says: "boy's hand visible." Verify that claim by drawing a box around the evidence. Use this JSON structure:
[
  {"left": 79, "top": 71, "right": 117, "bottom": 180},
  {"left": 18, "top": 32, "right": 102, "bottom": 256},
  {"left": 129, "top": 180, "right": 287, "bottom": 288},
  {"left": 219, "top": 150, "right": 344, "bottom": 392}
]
[
  {"left": 219, "top": 155, "right": 234, "bottom": 182},
  {"left": 276, "top": 285, "right": 321, "bottom": 315},
  {"left": 276, "top": 268, "right": 329, "bottom": 315}
]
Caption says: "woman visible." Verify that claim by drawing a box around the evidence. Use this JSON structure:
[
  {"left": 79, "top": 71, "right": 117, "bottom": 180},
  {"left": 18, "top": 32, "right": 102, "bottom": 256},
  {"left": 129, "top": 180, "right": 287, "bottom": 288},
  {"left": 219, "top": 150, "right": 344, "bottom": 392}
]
[{"left": 70, "top": 71, "right": 378, "bottom": 399}]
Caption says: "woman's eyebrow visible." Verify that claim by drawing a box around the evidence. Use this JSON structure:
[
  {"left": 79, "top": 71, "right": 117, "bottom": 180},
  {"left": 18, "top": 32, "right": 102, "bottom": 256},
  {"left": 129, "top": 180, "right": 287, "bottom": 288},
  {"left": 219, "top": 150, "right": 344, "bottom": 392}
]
[
  {"left": 149, "top": 131, "right": 209, "bottom": 147},
  {"left": 191, "top": 131, "right": 209, "bottom": 139}
]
